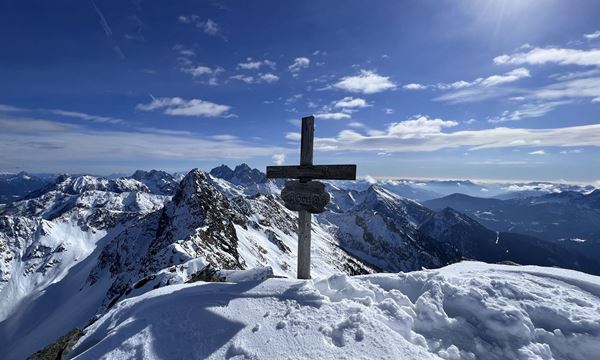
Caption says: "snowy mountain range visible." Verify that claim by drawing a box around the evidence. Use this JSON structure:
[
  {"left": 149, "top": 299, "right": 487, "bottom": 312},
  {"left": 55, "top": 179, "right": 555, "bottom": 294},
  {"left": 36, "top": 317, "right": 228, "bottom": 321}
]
[{"left": 0, "top": 164, "right": 599, "bottom": 359}]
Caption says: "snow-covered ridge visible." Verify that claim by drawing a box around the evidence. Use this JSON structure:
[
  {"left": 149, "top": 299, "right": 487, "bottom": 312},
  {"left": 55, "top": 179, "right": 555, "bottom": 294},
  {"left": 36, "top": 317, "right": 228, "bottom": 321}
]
[
  {"left": 131, "top": 169, "right": 179, "bottom": 195},
  {"left": 68, "top": 262, "right": 600, "bottom": 360}
]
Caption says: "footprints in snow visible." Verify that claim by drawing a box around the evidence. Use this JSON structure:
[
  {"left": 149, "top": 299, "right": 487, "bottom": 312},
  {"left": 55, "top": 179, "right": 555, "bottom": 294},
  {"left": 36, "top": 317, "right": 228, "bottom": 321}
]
[{"left": 250, "top": 298, "right": 367, "bottom": 349}]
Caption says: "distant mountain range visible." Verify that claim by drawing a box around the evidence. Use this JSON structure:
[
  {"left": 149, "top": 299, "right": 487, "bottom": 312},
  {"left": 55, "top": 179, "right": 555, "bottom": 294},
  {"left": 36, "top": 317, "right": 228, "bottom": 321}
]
[
  {"left": 424, "top": 191, "right": 600, "bottom": 242},
  {"left": 0, "top": 164, "right": 598, "bottom": 358}
]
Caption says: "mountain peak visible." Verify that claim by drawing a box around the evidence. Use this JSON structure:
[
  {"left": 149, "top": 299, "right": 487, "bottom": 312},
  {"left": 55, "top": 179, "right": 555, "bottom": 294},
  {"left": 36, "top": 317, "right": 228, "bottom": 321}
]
[
  {"left": 234, "top": 163, "right": 252, "bottom": 171},
  {"left": 131, "top": 170, "right": 147, "bottom": 179},
  {"left": 42, "top": 174, "right": 150, "bottom": 195},
  {"left": 175, "top": 169, "right": 210, "bottom": 199},
  {"left": 210, "top": 163, "right": 266, "bottom": 186},
  {"left": 209, "top": 164, "right": 234, "bottom": 180},
  {"left": 148, "top": 168, "right": 244, "bottom": 272},
  {"left": 364, "top": 184, "right": 404, "bottom": 204},
  {"left": 131, "top": 169, "right": 178, "bottom": 195}
]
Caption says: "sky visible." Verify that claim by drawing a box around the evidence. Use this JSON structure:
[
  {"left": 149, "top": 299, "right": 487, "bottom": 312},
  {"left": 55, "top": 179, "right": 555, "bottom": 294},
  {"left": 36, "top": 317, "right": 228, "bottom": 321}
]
[{"left": 0, "top": 0, "right": 599, "bottom": 182}]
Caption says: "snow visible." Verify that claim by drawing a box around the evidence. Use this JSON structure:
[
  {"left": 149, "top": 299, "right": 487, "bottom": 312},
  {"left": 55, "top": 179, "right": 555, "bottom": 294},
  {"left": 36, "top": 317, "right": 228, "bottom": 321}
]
[
  {"left": 0, "top": 219, "right": 110, "bottom": 321},
  {"left": 68, "top": 262, "right": 600, "bottom": 360}
]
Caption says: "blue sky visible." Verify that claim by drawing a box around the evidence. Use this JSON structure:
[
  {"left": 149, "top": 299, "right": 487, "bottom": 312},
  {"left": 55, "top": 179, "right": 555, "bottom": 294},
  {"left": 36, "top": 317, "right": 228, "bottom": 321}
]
[{"left": 0, "top": 0, "right": 599, "bottom": 182}]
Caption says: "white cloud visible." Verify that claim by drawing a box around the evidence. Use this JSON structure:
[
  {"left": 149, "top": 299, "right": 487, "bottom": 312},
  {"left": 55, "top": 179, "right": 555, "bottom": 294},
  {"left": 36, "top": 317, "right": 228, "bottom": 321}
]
[
  {"left": 551, "top": 68, "right": 600, "bottom": 81},
  {"left": 288, "top": 57, "right": 310, "bottom": 74},
  {"left": 387, "top": 116, "right": 458, "bottom": 137},
  {"left": 488, "top": 101, "right": 569, "bottom": 123},
  {"left": 439, "top": 70, "right": 599, "bottom": 104},
  {"left": 181, "top": 66, "right": 224, "bottom": 84},
  {"left": 0, "top": 104, "right": 26, "bottom": 112},
  {"left": 230, "top": 74, "right": 254, "bottom": 84},
  {"left": 468, "top": 160, "right": 528, "bottom": 166},
  {"left": 434, "top": 87, "right": 518, "bottom": 104},
  {"left": 438, "top": 68, "right": 530, "bottom": 89},
  {"left": 285, "top": 132, "right": 301, "bottom": 141},
  {"left": 334, "top": 70, "right": 396, "bottom": 94},
  {"left": 401, "top": 68, "right": 531, "bottom": 103},
  {"left": 237, "top": 61, "right": 262, "bottom": 70},
  {"left": 494, "top": 48, "right": 600, "bottom": 67},
  {"left": 0, "top": 118, "right": 287, "bottom": 168},
  {"left": 285, "top": 94, "right": 303, "bottom": 104},
  {"left": 259, "top": 73, "right": 279, "bottom": 83},
  {"left": 529, "top": 150, "right": 545, "bottom": 155},
  {"left": 479, "top": 68, "right": 530, "bottom": 87},
  {"left": 179, "top": 49, "right": 195, "bottom": 58},
  {"left": 230, "top": 73, "right": 279, "bottom": 84},
  {"left": 437, "top": 80, "right": 472, "bottom": 90},
  {"left": 200, "top": 19, "right": 219, "bottom": 35},
  {"left": 0, "top": 117, "right": 78, "bottom": 133},
  {"left": 333, "top": 97, "right": 369, "bottom": 108},
  {"left": 263, "top": 60, "right": 277, "bottom": 69},
  {"left": 182, "top": 66, "right": 213, "bottom": 76},
  {"left": 272, "top": 153, "right": 285, "bottom": 165},
  {"left": 136, "top": 97, "right": 232, "bottom": 117},
  {"left": 560, "top": 148, "right": 583, "bottom": 154},
  {"left": 403, "top": 83, "right": 427, "bottom": 90},
  {"left": 237, "top": 59, "right": 276, "bottom": 70},
  {"left": 313, "top": 115, "right": 600, "bottom": 153},
  {"left": 533, "top": 77, "right": 600, "bottom": 101},
  {"left": 177, "top": 15, "right": 197, "bottom": 24},
  {"left": 178, "top": 15, "right": 220, "bottom": 36},
  {"left": 584, "top": 31, "right": 600, "bottom": 40},
  {"left": 315, "top": 112, "right": 351, "bottom": 120},
  {"left": 287, "top": 118, "right": 301, "bottom": 127},
  {"left": 51, "top": 110, "right": 123, "bottom": 124},
  {"left": 348, "top": 121, "right": 365, "bottom": 128},
  {"left": 211, "top": 134, "right": 238, "bottom": 141}
]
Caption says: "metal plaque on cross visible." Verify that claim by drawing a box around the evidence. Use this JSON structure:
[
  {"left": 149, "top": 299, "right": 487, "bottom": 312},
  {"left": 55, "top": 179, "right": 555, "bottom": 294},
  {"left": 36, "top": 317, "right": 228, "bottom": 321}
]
[{"left": 266, "top": 115, "right": 357, "bottom": 279}]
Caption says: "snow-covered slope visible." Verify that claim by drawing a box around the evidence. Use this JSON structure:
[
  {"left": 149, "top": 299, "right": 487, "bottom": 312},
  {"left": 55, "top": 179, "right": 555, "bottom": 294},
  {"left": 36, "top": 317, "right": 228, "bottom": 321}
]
[
  {"left": 322, "top": 185, "right": 452, "bottom": 271},
  {"left": 68, "top": 261, "right": 600, "bottom": 360},
  {"left": 0, "top": 174, "right": 169, "bottom": 359},
  {"left": 131, "top": 169, "right": 179, "bottom": 195}
]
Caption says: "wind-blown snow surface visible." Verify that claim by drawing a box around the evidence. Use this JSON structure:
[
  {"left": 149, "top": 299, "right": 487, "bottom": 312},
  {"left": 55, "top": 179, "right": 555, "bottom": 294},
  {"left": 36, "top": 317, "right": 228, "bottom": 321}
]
[{"left": 69, "top": 262, "right": 600, "bottom": 360}]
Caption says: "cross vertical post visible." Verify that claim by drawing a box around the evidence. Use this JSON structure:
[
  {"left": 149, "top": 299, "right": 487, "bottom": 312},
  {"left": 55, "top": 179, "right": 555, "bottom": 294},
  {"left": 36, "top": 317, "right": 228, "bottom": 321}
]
[{"left": 297, "top": 116, "right": 314, "bottom": 279}]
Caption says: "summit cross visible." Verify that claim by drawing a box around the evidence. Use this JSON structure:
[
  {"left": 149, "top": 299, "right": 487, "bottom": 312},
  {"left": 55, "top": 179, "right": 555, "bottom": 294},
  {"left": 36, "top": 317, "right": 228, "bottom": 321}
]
[{"left": 267, "top": 115, "right": 356, "bottom": 279}]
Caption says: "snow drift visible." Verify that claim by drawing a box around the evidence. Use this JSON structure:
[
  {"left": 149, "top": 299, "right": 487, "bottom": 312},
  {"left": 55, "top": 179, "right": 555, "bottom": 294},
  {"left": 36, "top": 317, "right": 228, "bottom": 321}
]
[{"left": 68, "top": 262, "right": 600, "bottom": 360}]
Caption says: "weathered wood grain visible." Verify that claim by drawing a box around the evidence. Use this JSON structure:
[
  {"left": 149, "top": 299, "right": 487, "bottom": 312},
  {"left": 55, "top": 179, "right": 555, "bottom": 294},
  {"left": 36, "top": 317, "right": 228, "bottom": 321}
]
[
  {"left": 297, "top": 210, "right": 311, "bottom": 279},
  {"left": 300, "top": 116, "right": 314, "bottom": 167},
  {"left": 266, "top": 164, "right": 357, "bottom": 180}
]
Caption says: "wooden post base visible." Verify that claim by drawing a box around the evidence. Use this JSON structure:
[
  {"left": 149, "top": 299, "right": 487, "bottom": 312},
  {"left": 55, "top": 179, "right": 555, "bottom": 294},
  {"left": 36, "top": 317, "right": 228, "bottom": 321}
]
[{"left": 297, "top": 210, "right": 312, "bottom": 279}]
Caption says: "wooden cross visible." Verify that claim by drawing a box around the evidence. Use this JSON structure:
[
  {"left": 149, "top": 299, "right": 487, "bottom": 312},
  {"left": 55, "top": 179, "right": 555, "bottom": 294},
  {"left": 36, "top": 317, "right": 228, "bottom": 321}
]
[{"left": 267, "top": 115, "right": 356, "bottom": 279}]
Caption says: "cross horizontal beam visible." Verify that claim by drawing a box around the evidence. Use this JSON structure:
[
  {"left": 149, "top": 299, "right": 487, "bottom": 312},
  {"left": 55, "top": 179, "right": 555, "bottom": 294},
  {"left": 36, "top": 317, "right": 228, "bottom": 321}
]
[{"left": 266, "top": 164, "right": 356, "bottom": 181}]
